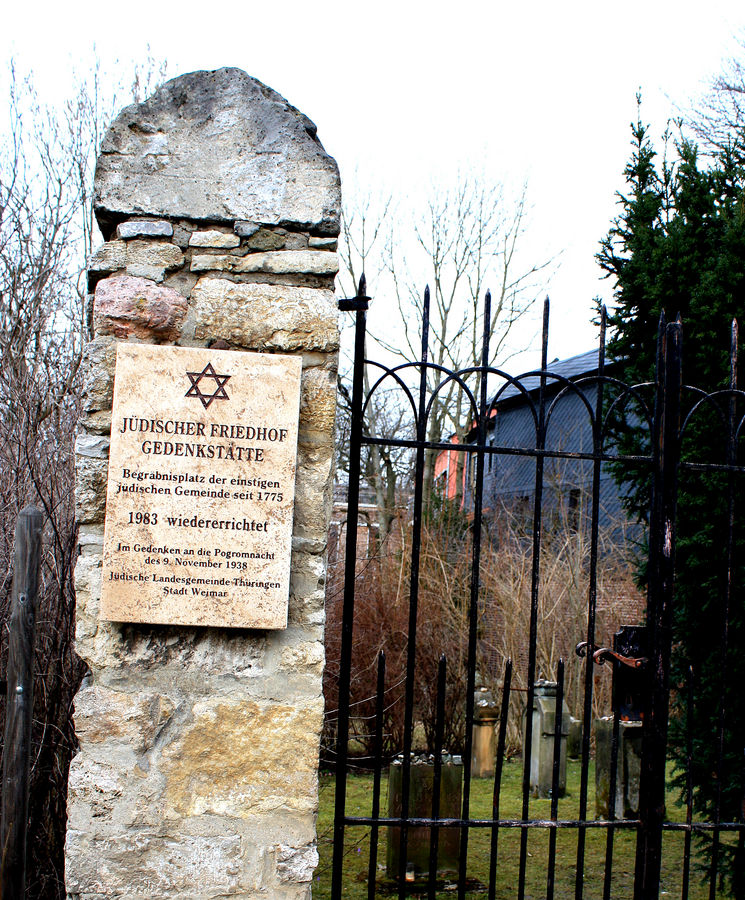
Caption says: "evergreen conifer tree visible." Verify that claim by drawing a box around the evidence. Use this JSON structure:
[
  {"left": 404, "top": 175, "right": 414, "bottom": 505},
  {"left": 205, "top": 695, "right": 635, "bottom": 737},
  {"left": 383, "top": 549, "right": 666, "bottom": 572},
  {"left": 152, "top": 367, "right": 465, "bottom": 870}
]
[{"left": 599, "top": 107, "right": 745, "bottom": 895}]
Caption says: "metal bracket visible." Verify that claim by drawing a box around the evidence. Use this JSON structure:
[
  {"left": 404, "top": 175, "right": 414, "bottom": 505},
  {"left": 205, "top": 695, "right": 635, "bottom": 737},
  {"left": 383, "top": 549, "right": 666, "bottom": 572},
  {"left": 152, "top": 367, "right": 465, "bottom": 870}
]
[
  {"left": 338, "top": 274, "right": 371, "bottom": 311},
  {"left": 338, "top": 297, "right": 370, "bottom": 311}
]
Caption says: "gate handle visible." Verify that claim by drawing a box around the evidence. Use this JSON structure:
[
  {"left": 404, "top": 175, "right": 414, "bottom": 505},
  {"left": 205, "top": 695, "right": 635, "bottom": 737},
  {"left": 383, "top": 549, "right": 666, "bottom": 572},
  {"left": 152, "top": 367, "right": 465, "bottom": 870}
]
[{"left": 575, "top": 641, "right": 648, "bottom": 670}]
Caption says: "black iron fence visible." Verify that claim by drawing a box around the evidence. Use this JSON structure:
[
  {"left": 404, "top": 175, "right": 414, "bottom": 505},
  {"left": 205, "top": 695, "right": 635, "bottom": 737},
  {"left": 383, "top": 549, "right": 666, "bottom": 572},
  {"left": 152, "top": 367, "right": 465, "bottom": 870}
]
[{"left": 330, "top": 280, "right": 745, "bottom": 899}]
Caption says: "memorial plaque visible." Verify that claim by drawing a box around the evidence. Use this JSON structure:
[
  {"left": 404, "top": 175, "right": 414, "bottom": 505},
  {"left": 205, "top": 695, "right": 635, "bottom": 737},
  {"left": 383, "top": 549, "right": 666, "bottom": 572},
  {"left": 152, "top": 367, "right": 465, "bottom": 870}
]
[{"left": 100, "top": 344, "right": 302, "bottom": 628}]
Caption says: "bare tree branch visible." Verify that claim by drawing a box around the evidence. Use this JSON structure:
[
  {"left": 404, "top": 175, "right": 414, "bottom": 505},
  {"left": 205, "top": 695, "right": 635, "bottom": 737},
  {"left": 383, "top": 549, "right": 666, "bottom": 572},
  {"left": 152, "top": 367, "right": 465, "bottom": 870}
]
[
  {"left": 0, "top": 56, "right": 168, "bottom": 899},
  {"left": 382, "top": 174, "right": 552, "bottom": 501},
  {"left": 687, "top": 33, "right": 745, "bottom": 160}
]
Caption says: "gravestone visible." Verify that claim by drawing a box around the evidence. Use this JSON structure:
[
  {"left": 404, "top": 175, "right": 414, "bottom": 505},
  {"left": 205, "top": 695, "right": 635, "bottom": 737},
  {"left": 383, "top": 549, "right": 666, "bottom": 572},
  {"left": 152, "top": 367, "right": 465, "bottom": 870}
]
[
  {"left": 471, "top": 685, "right": 498, "bottom": 778},
  {"left": 522, "top": 680, "right": 571, "bottom": 798},
  {"left": 386, "top": 755, "right": 463, "bottom": 884},
  {"left": 567, "top": 715, "right": 582, "bottom": 759},
  {"left": 66, "top": 69, "right": 340, "bottom": 899},
  {"left": 595, "top": 717, "right": 643, "bottom": 819}
]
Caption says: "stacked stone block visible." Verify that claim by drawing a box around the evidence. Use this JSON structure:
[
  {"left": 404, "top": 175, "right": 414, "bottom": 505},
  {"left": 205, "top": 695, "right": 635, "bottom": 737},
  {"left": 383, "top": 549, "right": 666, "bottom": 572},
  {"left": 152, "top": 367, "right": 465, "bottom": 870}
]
[{"left": 67, "top": 68, "right": 340, "bottom": 899}]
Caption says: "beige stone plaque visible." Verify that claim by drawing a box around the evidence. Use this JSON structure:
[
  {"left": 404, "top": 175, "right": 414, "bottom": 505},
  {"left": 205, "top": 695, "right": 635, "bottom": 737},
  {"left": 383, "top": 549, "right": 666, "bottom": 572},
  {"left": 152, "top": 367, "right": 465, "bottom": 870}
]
[{"left": 100, "top": 344, "right": 302, "bottom": 628}]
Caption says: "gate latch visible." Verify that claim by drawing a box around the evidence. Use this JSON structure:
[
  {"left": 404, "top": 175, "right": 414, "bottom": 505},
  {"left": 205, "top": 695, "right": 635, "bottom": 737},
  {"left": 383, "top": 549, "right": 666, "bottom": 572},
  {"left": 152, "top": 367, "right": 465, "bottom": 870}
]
[
  {"left": 575, "top": 643, "right": 647, "bottom": 670},
  {"left": 577, "top": 625, "right": 649, "bottom": 721},
  {"left": 576, "top": 624, "right": 649, "bottom": 670}
]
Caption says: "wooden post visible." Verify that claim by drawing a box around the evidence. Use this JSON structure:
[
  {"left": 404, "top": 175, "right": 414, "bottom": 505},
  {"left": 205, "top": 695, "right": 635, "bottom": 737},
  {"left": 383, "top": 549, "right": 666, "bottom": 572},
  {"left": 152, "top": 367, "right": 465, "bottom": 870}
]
[{"left": 1, "top": 506, "right": 44, "bottom": 899}]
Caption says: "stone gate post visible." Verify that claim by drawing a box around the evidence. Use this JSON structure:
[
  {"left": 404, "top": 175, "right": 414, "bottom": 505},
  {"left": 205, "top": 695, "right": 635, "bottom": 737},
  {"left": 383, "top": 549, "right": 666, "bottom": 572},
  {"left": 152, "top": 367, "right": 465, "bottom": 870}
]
[{"left": 66, "top": 69, "right": 340, "bottom": 899}]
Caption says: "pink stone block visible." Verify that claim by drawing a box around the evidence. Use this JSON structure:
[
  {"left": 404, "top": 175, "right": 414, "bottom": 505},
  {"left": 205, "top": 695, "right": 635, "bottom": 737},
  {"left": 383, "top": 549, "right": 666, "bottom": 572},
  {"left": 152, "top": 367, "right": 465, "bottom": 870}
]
[{"left": 94, "top": 275, "right": 188, "bottom": 340}]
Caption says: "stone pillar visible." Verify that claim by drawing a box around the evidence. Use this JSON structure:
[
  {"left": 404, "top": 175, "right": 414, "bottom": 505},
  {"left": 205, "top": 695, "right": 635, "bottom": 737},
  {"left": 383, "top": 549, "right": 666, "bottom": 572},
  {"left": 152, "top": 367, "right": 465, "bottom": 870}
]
[
  {"left": 386, "top": 757, "right": 463, "bottom": 883},
  {"left": 471, "top": 685, "right": 498, "bottom": 778},
  {"left": 66, "top": 69, "right": 340, "bottom": 899},
  {"left": 522, "top": 680, "right": 571, "bottom": 798},
  {"left": 595, "top": 717, "right": 643, "bottom": 819}
]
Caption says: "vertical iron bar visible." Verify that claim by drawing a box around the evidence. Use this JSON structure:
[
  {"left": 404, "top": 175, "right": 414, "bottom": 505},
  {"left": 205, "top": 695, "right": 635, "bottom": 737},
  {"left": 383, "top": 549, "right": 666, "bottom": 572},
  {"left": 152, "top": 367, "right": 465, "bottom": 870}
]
[
  {"left": 546, "top": 659, "right": 565, "bottom": 900},
  {"left": 427, "top": 656, "right": 447, "bottom": 900},
  {"left": 681, "top": 666, "right": 694, "bottom": 900},
  {"left": 331, "top": 276, "right": 370, "bottom": 900},
  {"left": 457, "top": 289, "right": 493, "bottom": 899},
  {"left": 707, "top": 319, "right": 738, "bottom": 900},
  {"left": 603, "top": 660, "right": 621, "bottom": 900},
  {"left": 739, "top": 719, "right": 745, "bottom": 899},
  {"left": 634, "top": 318, "right": 682, "bottom": 900},
  {"left": 367, "top": 651, "right": 386, "bottom": 900},
  {"left": 518, "top": 296, "right": 550, "bottom": 900},
  {"left": 397, "top": 285, "right": 431, "bottom": 898},
  {"left": 488, "top": 659, "right": 513, "bottom": 900},
  {"left": 575, "top": 305, "right": 607, "bottom": 900},
  {"left": 0, "top": 505, "right": 44, "bottom": 900},
  {"left": 645, "top": 311, "right": 667, "bottom": 631}
]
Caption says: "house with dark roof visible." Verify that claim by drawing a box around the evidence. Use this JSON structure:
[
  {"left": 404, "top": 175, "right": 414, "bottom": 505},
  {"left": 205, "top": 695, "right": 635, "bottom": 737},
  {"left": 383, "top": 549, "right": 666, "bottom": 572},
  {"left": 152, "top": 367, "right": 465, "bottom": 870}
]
[{"left": 460, "top": 349, "right": 629, "bottom": 539}]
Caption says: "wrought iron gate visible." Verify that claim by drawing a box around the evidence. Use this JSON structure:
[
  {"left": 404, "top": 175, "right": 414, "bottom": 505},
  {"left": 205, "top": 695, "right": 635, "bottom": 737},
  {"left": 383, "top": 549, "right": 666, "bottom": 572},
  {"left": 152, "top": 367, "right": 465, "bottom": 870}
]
[{"left": 329, "top": 279, "right": 745, "bottom": 898}]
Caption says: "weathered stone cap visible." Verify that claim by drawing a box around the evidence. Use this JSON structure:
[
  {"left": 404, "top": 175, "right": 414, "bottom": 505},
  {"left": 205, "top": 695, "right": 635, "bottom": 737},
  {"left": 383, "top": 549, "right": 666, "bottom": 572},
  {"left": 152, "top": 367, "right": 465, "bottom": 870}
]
[{"left": 94, "top": 68, "right": 341, "bottom": 238}]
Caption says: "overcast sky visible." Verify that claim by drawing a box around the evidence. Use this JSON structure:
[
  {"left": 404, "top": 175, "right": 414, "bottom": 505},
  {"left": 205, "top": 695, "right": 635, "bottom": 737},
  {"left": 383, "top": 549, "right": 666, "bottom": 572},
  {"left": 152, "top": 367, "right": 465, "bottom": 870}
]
[{"left": 3, "top": 0, "right": 744, "bottom": 366}]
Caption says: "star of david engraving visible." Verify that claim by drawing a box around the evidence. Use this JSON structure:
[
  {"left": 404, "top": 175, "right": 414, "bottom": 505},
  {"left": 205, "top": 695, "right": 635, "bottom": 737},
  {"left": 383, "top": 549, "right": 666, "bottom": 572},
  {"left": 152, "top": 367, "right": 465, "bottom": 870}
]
[{"left": 185, "top": 362, "right": 231, "bottom": 409}]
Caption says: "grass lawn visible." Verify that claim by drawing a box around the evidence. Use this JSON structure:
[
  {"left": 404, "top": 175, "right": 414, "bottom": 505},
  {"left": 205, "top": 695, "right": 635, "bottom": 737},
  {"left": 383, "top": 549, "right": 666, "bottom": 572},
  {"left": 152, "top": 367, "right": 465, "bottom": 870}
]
[{"left": 315, "top": 759, "right": 728, "bottom": 898}]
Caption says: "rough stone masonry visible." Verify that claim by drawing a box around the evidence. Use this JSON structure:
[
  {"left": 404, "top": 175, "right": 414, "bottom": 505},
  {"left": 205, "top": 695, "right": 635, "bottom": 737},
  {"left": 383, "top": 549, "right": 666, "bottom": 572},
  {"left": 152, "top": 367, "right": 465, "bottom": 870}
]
[{"left": 66, "top": 68, "right": 340, "bottom": 899}]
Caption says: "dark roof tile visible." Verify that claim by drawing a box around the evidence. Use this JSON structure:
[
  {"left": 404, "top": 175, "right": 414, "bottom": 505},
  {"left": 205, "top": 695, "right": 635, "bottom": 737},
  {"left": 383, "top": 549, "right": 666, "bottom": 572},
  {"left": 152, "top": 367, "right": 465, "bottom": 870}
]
[{"left": 493, "top": 349, "right": 606, "bottom": 405}]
